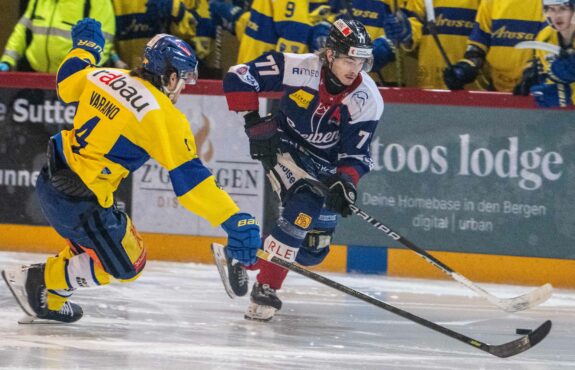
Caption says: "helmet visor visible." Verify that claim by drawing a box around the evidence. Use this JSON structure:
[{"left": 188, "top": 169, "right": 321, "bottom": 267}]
[{"left": 181, "top": 69, "right": 198, "bottom": 85}]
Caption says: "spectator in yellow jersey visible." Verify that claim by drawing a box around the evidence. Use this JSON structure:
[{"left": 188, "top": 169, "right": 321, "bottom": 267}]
[
  {"left": 443, "top": 0, "right": 546, "bottom": 92},
  {"left": 1, "top": 19, "right": 261, "bottom": 324},
  {"left": 0, "top": 0, "right": 115, "bottom": 73},
  {"left": 112, "top": 0, "right": 213, "bottom": 69},
  {"left": 528, "top": 0, "right": 575, "bottom": 107},
  {"left": 385, "top": 0, "right": 480, "bottom": 89}
]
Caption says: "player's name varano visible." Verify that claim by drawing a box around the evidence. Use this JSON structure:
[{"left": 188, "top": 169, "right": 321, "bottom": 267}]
[{"left": 363, "top": 193, "right": 462, "bottom": 210}]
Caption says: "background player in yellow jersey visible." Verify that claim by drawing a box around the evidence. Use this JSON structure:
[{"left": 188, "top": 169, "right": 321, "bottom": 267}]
[
  {"left": 2, "top": 18, "right": 261, "bottom": 324},
  {"left": 383, "top": 0, "right": 480, "bottom": 89},
  {"left": 443, "top": 0, "right": 545, "bottom": 92},
  {"left": 527, "top": 0, "right": 575, "bottom": 107}
]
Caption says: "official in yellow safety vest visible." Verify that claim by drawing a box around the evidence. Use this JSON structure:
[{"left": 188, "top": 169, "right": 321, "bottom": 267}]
[{"left": 0, "top": 0, "right": 115, "bottom": 73}]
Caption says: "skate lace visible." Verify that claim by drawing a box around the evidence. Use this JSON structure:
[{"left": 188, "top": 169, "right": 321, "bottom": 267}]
[
  {"left": 238, "top": 272, "right": 249, "bottom": 285},
  {"left": 58, "top": 302, "right": 73, "bottom": 317},
  {"left": 260, "top": 284, "right": 276, "bottom": 296},
  {"left": 40, "top": 289, "right": 48, "bottom": 309}
]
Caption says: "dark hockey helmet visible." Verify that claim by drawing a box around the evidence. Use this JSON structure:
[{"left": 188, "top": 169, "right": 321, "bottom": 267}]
[
  {"left": 325, "top": 18, "right": 374, "bottom": 71},
  {"left": 143, "top": 34, "right": 198, "bottom": 86}
]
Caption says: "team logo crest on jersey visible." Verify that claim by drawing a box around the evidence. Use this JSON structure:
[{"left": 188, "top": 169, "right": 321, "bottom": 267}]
[
  {"left": 334, "top": 19, "right": 352, "bottom": 37},
  {"left": 289, "top": 89, "right": 314, "bottom": 109},
  {"left": 351, "top": 91, "right": 369, "bottom": 112},
  {"left": 294, "top": 213, "right": 312, "bottom": 229}
]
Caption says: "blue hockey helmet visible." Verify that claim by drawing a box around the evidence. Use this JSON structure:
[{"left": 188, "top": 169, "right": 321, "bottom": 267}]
[{"left": 143, "top": 34, "right": 198, "bottom": 86}]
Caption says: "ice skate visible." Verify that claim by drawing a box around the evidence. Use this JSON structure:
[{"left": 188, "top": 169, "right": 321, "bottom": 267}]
[
  {"left": 2, "top": 264, "right": 83, "bottom": 324},
  {"left": 211, "top": 242, "right": 250, "bottom": 297},
  {"left": 227, "top": 256, "right": 249, "bottom": 297},
  {"left": 244, "top": 282, "right": 282, "bottom": 322}
]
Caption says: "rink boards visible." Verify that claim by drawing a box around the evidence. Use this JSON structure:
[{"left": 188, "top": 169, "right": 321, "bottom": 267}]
[{"left": 0, "top": 223, "right": 573, "bottom": 288}]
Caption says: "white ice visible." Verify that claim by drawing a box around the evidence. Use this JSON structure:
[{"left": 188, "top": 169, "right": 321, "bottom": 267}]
[{"left": 0, "top": 251, "right": 573, "bottom": 370}]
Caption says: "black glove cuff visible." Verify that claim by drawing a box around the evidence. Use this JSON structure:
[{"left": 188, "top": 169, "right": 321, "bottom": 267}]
[{"left": 243, "top": 111, "right": 261, "bottom": 128}]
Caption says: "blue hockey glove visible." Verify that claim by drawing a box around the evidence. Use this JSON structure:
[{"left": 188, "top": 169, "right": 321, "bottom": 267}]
[
  {"left": 549, "top": 53, "right": 575, "bottom": 84},
  {"left": 324, "top": 173, "right": 357, "bottom": 217},
  {"left": 244, "top": 111, "right": 280, "bottom": 170},
  {"left": 530, "top": 83, "right": 572, "bottom": 108},
  {"left": 382, "top": 11, "right": 412, "bottom": 45},
  {"left": 221, "top": 212, "right": 261, "bottom": 265},
  {"left": 0, "top": 62, "right": 10, "bottom": 72},
  {"left": 308, "top": 21, "right": 330, "bottom": 52},
  {"left": 71, "top": 18, "right": 105, "bottom": 64},
  {"left": 372, "top": 36, "right": 396, "bottom": 71},
  {"left": 443, "top": 60, "right": 479, "bottom": 90},
  {"left": 209, "top": 0, "right": 244, "bottom": 33}
]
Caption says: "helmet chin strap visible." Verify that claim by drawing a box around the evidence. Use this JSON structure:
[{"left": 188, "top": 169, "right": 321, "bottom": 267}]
[{"left": 161, "top": 77, "right": 185, "bottom": 102}]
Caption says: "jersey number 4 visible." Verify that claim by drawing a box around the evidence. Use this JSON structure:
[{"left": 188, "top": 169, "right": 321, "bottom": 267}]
[{"left": 71, "top": 116, "right": 100, "bottom": 154}]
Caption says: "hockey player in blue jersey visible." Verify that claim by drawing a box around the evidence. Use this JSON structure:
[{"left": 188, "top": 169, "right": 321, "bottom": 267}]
[{"left": 221, "top": 18, "right": 384, "bottom": 321}]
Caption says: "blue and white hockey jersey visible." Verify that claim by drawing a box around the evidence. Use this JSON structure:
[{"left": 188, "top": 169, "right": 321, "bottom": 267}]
[{"left": 223, "top": 51, "right": 384, "bottom": 184}]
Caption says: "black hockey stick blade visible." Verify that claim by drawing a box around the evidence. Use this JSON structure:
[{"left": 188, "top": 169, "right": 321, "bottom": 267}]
[
  {"left": 485, "top": 320, "right": 551, "bottom": 358},
  {"left": 256, "top": 249, "right": 552, "bottom": 358}
]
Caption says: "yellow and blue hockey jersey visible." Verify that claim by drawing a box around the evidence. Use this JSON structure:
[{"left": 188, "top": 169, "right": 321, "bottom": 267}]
[
  {"left": 467, "top": 0, "right": 545, "bottom": 92},
  {"left": 533, "top": 25, "right": 575, "bottom": 106},
  {"left": 237, "top": 0, "right": 313, "bottom": 63},
  {"left": 404, "top": 0, "right": 480, "bottom": 89},
  {"left": 55, "top": 48, "right": 239, "bottom": 226}
]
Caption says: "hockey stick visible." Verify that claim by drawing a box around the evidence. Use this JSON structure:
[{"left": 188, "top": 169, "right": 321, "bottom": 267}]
[
  {"left": 276, "top": 156, "right": 553, "bottom": 312},
  {"left": 423, "top": 0, "right": 453, "bottom": 68},
  {"left": 392, "top": 0, "right": 405, "bottom": 86},
  {"left": 343, "top": 203, "right": 553, "bottom": 312},
  {"left": 256, "top": 249, "right": 551, "bottom": 358}
]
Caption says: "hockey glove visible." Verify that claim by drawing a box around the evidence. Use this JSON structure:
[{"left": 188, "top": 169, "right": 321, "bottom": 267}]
[
  {"left": 244, "top": 111, "right": 280, "bottom": 170},
  {"left": 308, "top": 21, "right": 331, "bottom": 52},
  {"left": 513, "top": 60, "right": 543, "bottom": 96},
  {"left": 0, "top": 62, "right": 10, "bottom": 72},
  {"left": 443, "top": 60, "right": 479, "bottom": 90},
  {"left": 71, "top": 18, "right": 105, "bottom": 64},
  {"left": 530, "top": 82, "right": 572, "bottom": 108},
  {"left": 382, "top": 11, "right": 412, "bottom": 45},
  {"left": 549, "top": 53, "right": 575, "bottom": 84},
  {"left": 372, "top": 36, "right": 396, "bottom": 71},
  {"left": 221, "top": 212, "right": 261, "bottom": 265},
  {"left": 324, "top": 173, "right": 357, "bottom": 217},
  {"left": 209, "top": 0, "right": 244, "bottom": 34}
]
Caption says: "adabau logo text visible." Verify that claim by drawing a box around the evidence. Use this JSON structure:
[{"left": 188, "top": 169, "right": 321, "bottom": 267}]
[{"left": 370, "top": 134, "right": 564, "bottom": 191}]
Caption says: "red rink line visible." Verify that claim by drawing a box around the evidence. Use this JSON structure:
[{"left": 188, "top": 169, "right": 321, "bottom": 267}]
[{"left": 0, "top": 71, "right": 554, "bottom": 109}]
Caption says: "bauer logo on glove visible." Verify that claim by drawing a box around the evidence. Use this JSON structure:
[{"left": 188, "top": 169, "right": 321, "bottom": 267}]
[{"left": 77, "top": 40, "right": 104, "bottom": 54}]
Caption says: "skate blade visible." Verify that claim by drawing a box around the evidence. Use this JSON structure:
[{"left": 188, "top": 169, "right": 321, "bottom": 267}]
[
  {"left": 2, "top": 268, "right": 36, "bottom": 317},
  {"left": 18, "top": 315, "right": 64, "bottom": 325},
  {"left": 244, "top": 303, "right": 277, "bottom": 322},
  {"left": 211, "top": 243, "right": 237, "bottom": 299}
]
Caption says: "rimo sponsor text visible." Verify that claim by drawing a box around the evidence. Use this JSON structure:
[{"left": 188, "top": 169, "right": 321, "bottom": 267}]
[{"left": 370, "top": 134, "right": 563, "bottom": 191}]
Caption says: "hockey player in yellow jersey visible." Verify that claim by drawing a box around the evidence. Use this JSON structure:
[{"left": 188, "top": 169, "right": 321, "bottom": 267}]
[
  {"left": 1, "top": 19, "right": 261, "bottom": 324},
  {"left": 443, "top": 0, "right": 545, "bottom": 91},
  {"left": 525, "top": 0, "right": 575, "bottom": 107},
  {"left": 386, "top": 0, "right": 480, "bottom": 89}
]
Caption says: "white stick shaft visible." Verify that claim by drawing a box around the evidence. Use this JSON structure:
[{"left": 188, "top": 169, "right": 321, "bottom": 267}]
[{"left": 424, "top": 0, "right": 436, "bottom": 22}]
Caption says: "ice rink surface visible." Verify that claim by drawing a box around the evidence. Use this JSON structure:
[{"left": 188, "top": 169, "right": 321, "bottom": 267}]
[{"left": 0, "top": 251, "right": 573, "bottom": 370}]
